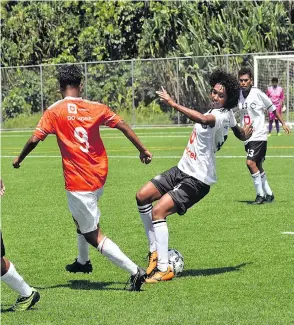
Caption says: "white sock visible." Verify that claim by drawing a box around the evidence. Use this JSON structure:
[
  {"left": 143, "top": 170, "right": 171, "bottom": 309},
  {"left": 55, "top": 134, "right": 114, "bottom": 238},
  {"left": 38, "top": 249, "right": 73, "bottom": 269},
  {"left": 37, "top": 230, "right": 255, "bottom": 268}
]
[
  {"left": 77, "top": 233, "right": 89, "bottom": 265},
  {"left": 97, "top": 237, "right": 138, "bottom": 275},
  {"left": 260, "top": 172, "right": 273, "bottom": 195},
  {"left": 1, "top": 262, "right": 32, "bottom": 297},
  {"left": 153, "top": 220, "right": 169, "bottom": 272},
  {"left": 138, "top": 204, "right": 157, "bottom": 253},
  {"left": 251, "top": 171, "right": 264, "bottom": 196}
]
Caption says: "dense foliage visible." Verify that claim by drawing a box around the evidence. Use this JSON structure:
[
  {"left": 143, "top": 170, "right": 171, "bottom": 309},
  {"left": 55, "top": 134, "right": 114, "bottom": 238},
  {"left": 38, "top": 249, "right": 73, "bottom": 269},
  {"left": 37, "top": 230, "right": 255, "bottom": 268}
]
[{"left": 1, "top": 1, "right": 294, "bottom": 122}]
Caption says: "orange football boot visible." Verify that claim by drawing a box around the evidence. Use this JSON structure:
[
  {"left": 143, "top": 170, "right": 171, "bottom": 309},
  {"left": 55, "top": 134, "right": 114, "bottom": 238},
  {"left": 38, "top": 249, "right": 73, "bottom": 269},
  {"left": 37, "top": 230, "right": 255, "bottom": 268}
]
[
  {"left": 146, "top": 251, "right": 158, "bottom": 276},
  {"left": 145, "top": 266, "right": 174, "bottom": 283}
]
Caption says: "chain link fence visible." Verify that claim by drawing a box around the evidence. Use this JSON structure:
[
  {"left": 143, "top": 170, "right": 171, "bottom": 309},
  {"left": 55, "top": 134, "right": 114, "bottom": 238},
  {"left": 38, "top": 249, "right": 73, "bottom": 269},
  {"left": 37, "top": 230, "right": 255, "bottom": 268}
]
[{"left": 1, "top": 51, "right": 294, "bottom": 128}]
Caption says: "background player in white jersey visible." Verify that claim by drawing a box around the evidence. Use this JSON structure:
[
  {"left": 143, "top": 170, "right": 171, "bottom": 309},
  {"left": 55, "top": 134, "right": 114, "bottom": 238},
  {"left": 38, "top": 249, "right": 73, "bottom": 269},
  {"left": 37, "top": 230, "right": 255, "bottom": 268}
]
[
  {"left": 238, "top": 67, "right": 290, "bottom": 205},
  {"left": 136, "top": 70, "right": 253, "bottom": 283}
]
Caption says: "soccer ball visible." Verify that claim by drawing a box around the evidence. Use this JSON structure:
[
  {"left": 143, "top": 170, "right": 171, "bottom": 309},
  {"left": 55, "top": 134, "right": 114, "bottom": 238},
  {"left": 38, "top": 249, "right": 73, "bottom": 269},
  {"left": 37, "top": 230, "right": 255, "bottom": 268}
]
[{"left": 168, "top": 248, "right": 184, "bottom": 276}]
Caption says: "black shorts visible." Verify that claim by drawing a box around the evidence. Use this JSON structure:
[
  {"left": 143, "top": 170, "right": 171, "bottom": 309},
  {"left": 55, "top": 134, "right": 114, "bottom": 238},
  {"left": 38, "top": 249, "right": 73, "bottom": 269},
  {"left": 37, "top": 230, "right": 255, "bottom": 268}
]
[
  {"left": 245, "top": 141, "right": 267, "bottom": 163},
  {"left": 151, "top": 166, "right": 210, "bottom": 215},
  {"left": 1, "top": 232, "right": 5, "bottom": 258}
]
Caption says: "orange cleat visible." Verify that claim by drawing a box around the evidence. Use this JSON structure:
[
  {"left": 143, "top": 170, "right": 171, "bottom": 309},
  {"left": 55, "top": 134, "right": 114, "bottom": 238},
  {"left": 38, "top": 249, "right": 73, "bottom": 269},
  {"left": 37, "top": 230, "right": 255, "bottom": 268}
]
[
  {"left": 146, "top": 251, "right": 158, "bottom": 276},
  {"left": 145, "top": 266, "right": 174, "bottom": 283}
]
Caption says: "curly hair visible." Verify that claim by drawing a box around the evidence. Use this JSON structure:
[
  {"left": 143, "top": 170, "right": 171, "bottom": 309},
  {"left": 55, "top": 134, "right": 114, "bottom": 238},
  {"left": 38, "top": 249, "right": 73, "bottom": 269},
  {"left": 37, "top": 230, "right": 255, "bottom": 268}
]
[
  {"left": 58, "top": 65, "right": 83, "bottom": 91},
  {"left": 209, "top": 69, "right": 240, "bottom": 109}
]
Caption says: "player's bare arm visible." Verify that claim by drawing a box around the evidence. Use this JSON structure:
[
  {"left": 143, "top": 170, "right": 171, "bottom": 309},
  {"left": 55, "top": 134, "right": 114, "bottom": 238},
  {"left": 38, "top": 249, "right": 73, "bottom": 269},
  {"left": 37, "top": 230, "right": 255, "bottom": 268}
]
[
  {"left": 273, "top": 110, "right": 291, "bottom": 134},
  {"left": 0, "top": 179, "right": 5, "bottom": 196},
  {"left": 231, "top": 123, "right": 253, "bottom": 141},
  {"left": 156, "top": 87, "right": 216, "bottom": 127},
  {"left": 13, "top": 135, "right": 41, "bottom": 168},
  {"left": 115, "top": 121, "right": 152, "bottom": 164}
]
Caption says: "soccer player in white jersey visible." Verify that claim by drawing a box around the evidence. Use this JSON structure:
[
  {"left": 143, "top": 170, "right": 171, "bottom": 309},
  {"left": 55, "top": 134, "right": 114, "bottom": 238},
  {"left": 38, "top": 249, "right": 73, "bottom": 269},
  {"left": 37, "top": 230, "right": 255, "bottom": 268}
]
[
  {"left": 238, "top": 67, "right": 290, "bottom": 205},
  {"left": 136, "top": 70, "right": 253, "bottom": 283}
]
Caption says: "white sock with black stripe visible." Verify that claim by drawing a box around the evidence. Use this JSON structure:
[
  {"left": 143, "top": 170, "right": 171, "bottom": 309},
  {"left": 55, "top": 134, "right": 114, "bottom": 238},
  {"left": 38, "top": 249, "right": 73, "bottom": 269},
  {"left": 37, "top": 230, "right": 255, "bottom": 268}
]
[
  {"left": 138, "top": 204, "right": 156, "bottom": 253},
  {"left": 260, "top": 171, "right": 273, "bottom": 195},
  {"left": 97, "top": 237, "right": 138, "bottom": 275},
  {"left": 153, "top": 219, "right": 169, "bottom": 272},
  {"left": 251, "top": 171, "right": 264, "bottom": 197}
]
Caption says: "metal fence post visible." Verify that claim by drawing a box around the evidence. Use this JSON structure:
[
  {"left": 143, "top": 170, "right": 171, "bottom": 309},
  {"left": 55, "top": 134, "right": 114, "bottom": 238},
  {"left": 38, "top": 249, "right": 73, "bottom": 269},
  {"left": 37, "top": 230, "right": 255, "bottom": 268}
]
[
  {"left": 225, "top": 55, "right": 229, "bottom": 72},
  {"left": 40, "top": 65, "right": 44, "bottom": 113},
  {"left": 131, "top": 59, "right": 135, "bottom": 126},
  {"left": 84, "top": 63, "right": 88, "bottom": 99},
  {"left": 286, "top": 59, "right": 290, "bottom": 123},
  {"left": 176, "top": 57, "right": 180, "bottom": 125}
]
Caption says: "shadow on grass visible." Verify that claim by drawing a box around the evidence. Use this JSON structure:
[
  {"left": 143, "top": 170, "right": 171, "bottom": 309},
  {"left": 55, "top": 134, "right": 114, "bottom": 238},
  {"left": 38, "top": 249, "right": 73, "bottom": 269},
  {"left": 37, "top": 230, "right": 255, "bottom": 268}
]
[
  {"left": 36, "top": 279, "right": 127, "bottom": 291},
  {"left": 1, "top": 305, "right": 14, "bottom": 313},
  {"left": 180, "top": 262, "right": 251, "bottom": 277},
  {"left": 237, "top": 200, "right": 289, "bottom": 205},
  {"left": 1, "top": 305, "right": 39, "bottom": 313},
  {"left": 237, "top": 200, "right": 286, "bottom": 204},
  {"left": 237, "top": 200, "right": 255, "bottom": 204}
]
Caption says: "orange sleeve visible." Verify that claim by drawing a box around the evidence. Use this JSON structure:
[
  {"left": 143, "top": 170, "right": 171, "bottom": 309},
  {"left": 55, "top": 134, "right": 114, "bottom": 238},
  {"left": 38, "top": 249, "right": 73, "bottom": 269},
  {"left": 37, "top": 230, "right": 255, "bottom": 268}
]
[
  {"left": 100, "top": 105, "right": 122, "bottom": 128},
  {"left": 34, "top": 109, "right": 56, "bottom": 141}
]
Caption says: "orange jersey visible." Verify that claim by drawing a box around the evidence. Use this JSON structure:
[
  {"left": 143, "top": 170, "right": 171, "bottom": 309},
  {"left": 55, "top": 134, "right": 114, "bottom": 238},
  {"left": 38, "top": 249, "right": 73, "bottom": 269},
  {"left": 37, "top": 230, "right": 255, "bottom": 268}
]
[{"left": 34, "top": 97, "right": 122, "bottom": 191}]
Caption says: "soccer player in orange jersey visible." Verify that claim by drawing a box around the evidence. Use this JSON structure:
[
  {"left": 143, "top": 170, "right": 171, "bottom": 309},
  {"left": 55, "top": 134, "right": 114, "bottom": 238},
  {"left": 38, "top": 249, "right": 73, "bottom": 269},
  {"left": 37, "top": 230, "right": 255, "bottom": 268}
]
[{"left": 12, "top": 65, "right": 152, "bottom": 291}]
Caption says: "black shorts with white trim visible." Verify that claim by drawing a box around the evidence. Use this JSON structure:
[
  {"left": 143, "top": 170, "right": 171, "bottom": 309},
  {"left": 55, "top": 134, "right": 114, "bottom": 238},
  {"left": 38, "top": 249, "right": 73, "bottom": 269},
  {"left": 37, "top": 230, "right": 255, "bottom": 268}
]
[
  {"left": 151, "top": 166, "right": 210, "bottom": 215},
  {"left": 245, "top": 141, "right": 267, "bottom": 163}
]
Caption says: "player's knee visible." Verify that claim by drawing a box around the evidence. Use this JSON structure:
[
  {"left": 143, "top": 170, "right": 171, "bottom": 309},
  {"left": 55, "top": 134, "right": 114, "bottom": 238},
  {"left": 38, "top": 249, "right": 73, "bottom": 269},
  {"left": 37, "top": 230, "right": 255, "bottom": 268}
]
[
  {"left": 152, "top": 205, "right": 165, "bottom": 221},
  {"left": 136, "top": 188, "right": 149, "bottom": 205},
  {"left": 246, "top": 159, "right": 256, "bottom": 169}
]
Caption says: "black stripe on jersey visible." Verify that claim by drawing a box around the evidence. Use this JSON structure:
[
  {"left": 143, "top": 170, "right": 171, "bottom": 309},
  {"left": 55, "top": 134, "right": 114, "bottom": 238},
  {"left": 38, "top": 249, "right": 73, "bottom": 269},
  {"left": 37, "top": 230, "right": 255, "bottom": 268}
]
[{"left": 138, "top": 204, "right": 153, "bottom": 214}]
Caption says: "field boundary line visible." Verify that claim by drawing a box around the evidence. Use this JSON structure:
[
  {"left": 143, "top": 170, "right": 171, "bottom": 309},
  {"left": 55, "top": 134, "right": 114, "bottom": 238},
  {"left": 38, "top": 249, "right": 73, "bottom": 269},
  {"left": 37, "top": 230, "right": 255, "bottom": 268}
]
[{"left": 1, "top": 155, "right": 294, "bottom": 159}]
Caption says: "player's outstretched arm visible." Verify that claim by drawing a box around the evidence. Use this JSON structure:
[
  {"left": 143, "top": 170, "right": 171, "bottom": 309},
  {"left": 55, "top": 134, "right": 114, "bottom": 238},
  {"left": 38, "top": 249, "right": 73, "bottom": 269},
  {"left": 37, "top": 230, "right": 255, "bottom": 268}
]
[
  {"left": 115, "top": 121, "right": 152, "bottom": 164},
  {"left": 231, "top": 123, "right": 253, "bottom": 141},
  {"left": 13, "top": 135, "right": 41, "bottom": 168},
  {"left": 273, "top": 110, "right": 291, "bottom": 135},
  {"left": 156, "top": 87, "right": 216, "bottom": 127}
]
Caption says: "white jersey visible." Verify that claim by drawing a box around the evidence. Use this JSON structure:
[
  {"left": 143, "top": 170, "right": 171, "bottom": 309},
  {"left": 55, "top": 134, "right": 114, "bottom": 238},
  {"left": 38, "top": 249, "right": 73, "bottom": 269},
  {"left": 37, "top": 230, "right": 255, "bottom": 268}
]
[
  {"left": 238, "top": 87, "right": 276, "bottom": 145},
  {"left": 177, "top": 109, "right": 237, "bottom": 186}
]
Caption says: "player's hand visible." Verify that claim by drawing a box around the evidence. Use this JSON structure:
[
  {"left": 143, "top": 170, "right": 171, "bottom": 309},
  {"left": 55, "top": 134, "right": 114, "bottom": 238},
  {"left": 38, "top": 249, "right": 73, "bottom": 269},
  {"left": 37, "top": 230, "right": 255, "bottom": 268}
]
[
  {"left": 282, "top": 123, "right": 291, "bottom": 135},
  {"left": 243, "top": 122, "right": 253, "bottom": 140},
  {"left": 0, "top": 179, "right": 5, "bottom": 196},
  {"left": 13, "top": 157, "right": 21, "bottom": 169},
  {"left": 156, "top": 87, "right": 174, "bottom": 106},
  {"left": 140, "top": 150, "right": 152, "bottom": 164}
]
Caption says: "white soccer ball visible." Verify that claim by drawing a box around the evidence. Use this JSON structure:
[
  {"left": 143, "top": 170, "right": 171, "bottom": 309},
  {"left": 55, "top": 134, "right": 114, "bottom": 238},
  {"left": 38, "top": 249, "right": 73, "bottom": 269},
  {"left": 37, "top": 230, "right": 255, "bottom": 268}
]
[{"left": 168, "top": 248, "right": 184, "bottom": 276}]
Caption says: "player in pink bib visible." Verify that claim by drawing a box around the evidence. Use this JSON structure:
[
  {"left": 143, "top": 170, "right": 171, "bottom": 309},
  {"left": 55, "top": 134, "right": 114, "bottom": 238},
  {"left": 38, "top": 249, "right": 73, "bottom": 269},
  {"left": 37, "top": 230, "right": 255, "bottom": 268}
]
[{"left": 266, "top": 77, "right": 285, "bottom": 136}]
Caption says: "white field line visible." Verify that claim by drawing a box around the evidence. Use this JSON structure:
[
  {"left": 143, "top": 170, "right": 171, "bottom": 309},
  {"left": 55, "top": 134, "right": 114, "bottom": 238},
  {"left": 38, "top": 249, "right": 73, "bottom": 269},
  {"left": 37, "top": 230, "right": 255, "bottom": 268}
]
[
  {"left": 281, "top": 232, "right": 294, "bottom": 235},
  {"left": 0, "top": 134, "right": 191, "bottom": 138},
  {"left": 1, "top": 155, "right": 294, "bottom": 159}
]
